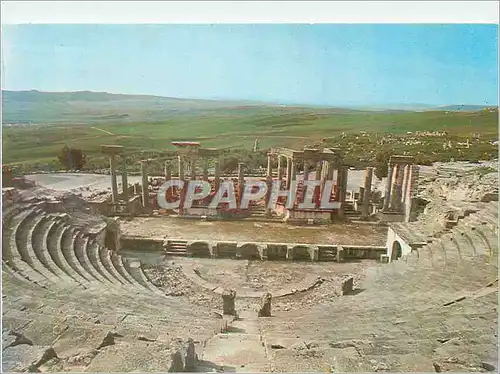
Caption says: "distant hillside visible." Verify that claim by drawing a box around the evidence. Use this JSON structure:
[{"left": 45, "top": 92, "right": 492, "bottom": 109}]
[
  {"left": 433, "top": 104, "right": 498, "bottom": 111},
  {"left": 2, "top": 90, "right": 496, "bottom": 125},
  {"left": 1, "top": 90, "right": 360, "bottom": 125}
]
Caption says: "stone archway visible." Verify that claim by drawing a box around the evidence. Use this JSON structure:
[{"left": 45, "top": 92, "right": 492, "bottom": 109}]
[{"left": 391, "top": 240, "right": 402, "bottom": 261}]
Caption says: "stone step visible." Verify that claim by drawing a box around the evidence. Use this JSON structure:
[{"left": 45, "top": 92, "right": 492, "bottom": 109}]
[
  {"left": 74, "top": 233, "right": 107, "bottom": 283},
  {"left": 60, "top": 227, "right": 96, "bottom": 283},
  {"left": 49, "top": 222, "right": 89, "bottom": 285},
  {"left": 110, "top": 253, "right": 143, "bottom": 289},
  {"left": 463, "top": 228, "right": 492, "bottom": 256},
  {"left": 451, "top": 229, "right": 477, "bottom": 258},
  {"left": 31, "top": 215, "right": 74, "bottom": 284},
  {"left": 8, "top": 208, "right": 52, "bottom": 287},
  {"left": 86, "top": 239, "right": 118, "bottom": 285},
  {"left": 98, "top": 245, "right": 129, "bottom": 285},
  {"left": 14, "top": 208, "right": 44, "bottom": 266},
  {"left": 122, "top": 258, "right": 163, "bottom": 295}
]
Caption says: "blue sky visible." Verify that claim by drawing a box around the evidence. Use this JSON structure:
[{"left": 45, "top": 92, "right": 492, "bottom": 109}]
[{"left": 1, "top": 24, "right": 498, "bottom": 106}]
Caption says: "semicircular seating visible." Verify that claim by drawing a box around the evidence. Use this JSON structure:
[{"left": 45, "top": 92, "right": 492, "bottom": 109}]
[
  {"left": 2, "top": 199, "right": 228, "bottom": 372},
  {"left": 259, "top": 203, "right": 498, "bottom": 372}
]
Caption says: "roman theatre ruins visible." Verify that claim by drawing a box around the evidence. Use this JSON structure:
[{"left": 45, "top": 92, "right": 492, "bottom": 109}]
[{"left": 2, "top": 142, "right": 498, "bottom": 372}]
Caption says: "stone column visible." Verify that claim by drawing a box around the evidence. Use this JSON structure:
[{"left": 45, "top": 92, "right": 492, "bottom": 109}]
[
  {"left": 301, "top": 161, "right": 309, "bottom": 203},
  {"left": 404, "top": 165, "right": 420, "bottom": 223},
  {"left": 337, "top": 166, "right": 349, "bottom": 219},
  {"left": 303, "top": 161, "right": 309, "bottom": 181},
  {"left": 237, "top": 162, "right": 245, "bottom": 202},
  {"left": 395, "top": 164, "right": 405, "bottom": 210},
  {"left": 178, "top": 156, "right": 185, "bottom": 181},
  {"left": 109, "top": 155, "right": 118, "bottom": 203},
  {"left": 140, "top": 160, "right": 149, "bottom": 208},
  {"left": 361, "top": 167, "right": 373, "bottom": 219},
  {"left": 383, "top": 163, "right": 394, "bottom": 211},
  {"left": 277, "top": 156, "right": 283, "bottom": 182},
  {"left": 390, "top": 164, "right": 401, "bottom": 210},
  {"left": 314, "top": 161, "right": 323, "bottom": 207},
  {"left": 214, "top": 159, "right": 221, "bottom": 192},
  {"left": 164, "top": 161, "right": 171, "bottom": 182},
  {"left": 121, "top": 158, "right": 128, "bottom": 203},
  {"left": 202, "top": 158, "right": 209, "bottom": 182},
  {"left": 266, "top": 153, "right": 272, "bottom": 178},
  {"left": 190, "top": 159, "right": 196, "bottom": 181},
  {"left": 290, "top": 159, "right": 297, "bottom": 181},
  {"left": 401, "top": 164, "right": 410, "bottom": 206},
  {"left": 285, "top": 157, "right": 292, "bottom": 189}
]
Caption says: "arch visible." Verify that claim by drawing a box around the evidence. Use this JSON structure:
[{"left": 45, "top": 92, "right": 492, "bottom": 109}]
[
  {"left": 237, "top": 243, "right": 261, "bottom": 260},
  {"left": 391, "top": 240, "right": 403, "bottom": 261}
]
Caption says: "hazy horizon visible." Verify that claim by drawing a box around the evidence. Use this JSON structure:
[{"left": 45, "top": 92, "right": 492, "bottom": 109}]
[
  {"left": 3, "top": 88, "right": 498, "bottom": 110},
  {"left": 2, "top": 24, "right": 498, "bottom": 107}
]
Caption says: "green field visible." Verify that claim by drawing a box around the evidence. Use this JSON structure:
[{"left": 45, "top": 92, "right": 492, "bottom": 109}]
[{"left": 2, "top": 91, "right": 498, "bottom": 175}]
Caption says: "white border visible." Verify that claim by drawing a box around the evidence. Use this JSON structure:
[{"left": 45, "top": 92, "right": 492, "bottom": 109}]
[{"left": 1, "top": 1, "right": 499, "bottom": 24}]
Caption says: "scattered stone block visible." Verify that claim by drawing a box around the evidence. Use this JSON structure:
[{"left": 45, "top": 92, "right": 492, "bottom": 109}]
[
  {"left": 341, "top": 276, "right": 354, "bottom": 295},
  {"left": 222, "top": 289, "right": 236, "bottom": 316},
  {"left": 258, "top": 292, "right": 272, "bottom": 317}
]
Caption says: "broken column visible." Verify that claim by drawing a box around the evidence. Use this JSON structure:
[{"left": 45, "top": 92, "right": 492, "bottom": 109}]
[
  {"left": 140, "top": 160, "right": 149, "bottom": 209},
  {"left": 222, "top": 289, "right": 236, "bottom": 316},
  {"left": 361, "top": 167, "right": 373, "bottom": 219},
  {"left": 258, "top": 292, "right": 272, "bottom": 317}
]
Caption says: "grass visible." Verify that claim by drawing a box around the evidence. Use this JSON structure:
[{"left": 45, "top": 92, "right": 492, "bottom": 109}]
[{"left": 2, "top": 107, "right": 498, "bottom": 174}]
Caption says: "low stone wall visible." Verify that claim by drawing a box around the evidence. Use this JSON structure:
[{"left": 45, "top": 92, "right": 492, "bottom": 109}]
[
  {"left": 121, "top": 236, "right": 386, "bottom": 262},
  {"left": 121, "top": 236, "right": 164, "bottom": 251}
]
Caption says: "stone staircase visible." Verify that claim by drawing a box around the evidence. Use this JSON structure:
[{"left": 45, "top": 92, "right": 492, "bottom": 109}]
[
  {"left": 165, "top": 239, "right": 189, "bottom": 256},
  {"left": 248, "top": 202, "right": 268, "bottom": 218}
]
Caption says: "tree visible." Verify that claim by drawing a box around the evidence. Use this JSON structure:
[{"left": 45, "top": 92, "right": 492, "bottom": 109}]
[
  {"left": 57, "top": 146, "right": 87, "bottom": 170},
  {"left": 373, "top": 150, "right": 392, "bottom": 180}
]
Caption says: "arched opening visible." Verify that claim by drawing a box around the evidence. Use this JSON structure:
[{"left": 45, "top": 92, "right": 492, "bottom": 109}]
[{"left": 391, "top": 240, "right": 402, "bottom": 261}]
